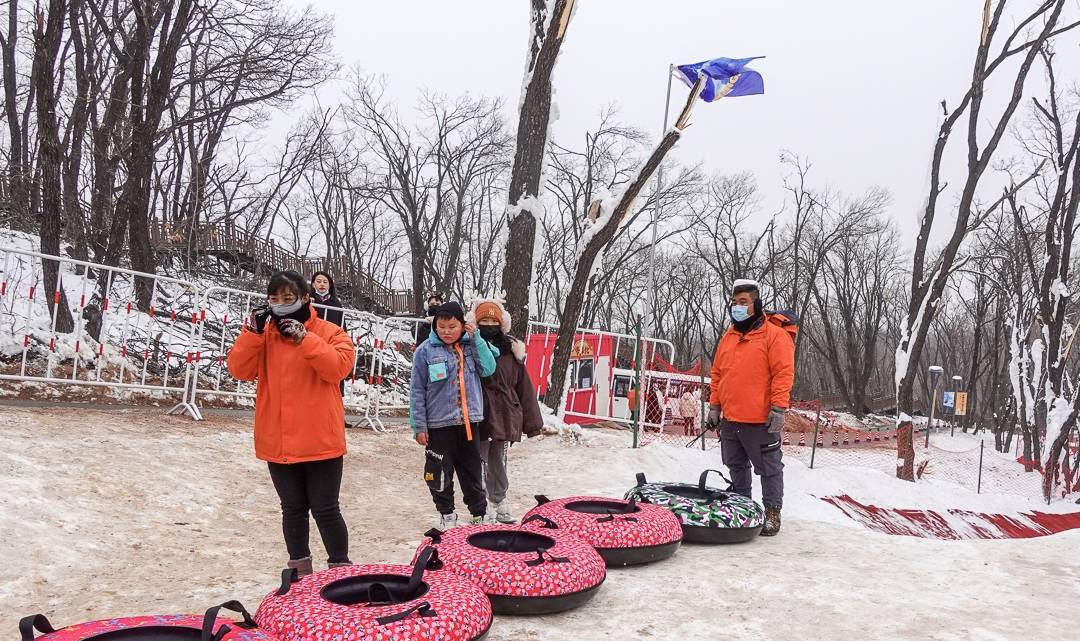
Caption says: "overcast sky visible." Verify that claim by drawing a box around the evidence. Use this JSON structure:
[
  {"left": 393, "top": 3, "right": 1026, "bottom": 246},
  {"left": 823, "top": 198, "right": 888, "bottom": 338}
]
[{"left": 280, "top": 0, "right": 1078, "bottom": 245}]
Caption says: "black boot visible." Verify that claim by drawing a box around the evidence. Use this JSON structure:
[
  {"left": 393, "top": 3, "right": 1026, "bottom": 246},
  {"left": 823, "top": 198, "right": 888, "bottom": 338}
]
[{"left": 760, "top": 505, "right": 782, "bottom": 536}]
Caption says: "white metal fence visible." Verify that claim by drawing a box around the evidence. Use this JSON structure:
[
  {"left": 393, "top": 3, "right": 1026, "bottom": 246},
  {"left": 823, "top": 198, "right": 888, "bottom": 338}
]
[{"left": 0, "top": 248, "right": 687, "bottom": 433}]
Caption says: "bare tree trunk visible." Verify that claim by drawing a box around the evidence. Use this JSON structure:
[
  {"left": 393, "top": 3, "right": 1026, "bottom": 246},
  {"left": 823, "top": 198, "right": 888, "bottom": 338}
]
[
  {"left": 499, "top": 0, "right": 574, "bottom": 333},
  {"left": 33, "top": 0, "right": 74, "bottom": 333},
  {"left": 1, "top": 0, "right": 31, "bottom": 229},
  {"left": 544, "top": 76, "right": 705, "bottom": 411}
]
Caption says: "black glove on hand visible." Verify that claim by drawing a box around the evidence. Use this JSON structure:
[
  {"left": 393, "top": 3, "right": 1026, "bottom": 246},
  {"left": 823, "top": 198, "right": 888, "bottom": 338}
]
[
  {"left": 248, "top": 306, "right": 271, "bottom": 334},
  {"left": 277, "top": 318, "right": 307, "bottom": 344},
  {"left": 706, "top": 405, "right": 723, "bottom": 430}
]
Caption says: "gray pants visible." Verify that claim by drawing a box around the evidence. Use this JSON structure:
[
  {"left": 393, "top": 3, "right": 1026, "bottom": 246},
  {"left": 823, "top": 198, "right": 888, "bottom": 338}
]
[
  {"left": 720, "top": 421, "right": 784, "bottom": 508},
  {"left": 478, "top": 439, "right": 510, "bottom": 504}
]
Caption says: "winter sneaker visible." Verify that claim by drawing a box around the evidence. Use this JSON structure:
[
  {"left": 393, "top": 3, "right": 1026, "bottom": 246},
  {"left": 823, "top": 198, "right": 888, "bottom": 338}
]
[
  {"left": 437, "top": 512, "right": 459, "bottom": 531},
  {"left": 760, "top": 505, "right": 782, "bottom": 537},
  {"left": 287, "top": 556, "right": 313, "bottom": 578},
  {"left": 469, "top": 514, "right": 485, "bottom": 525},
  {"left": 482, "top": 512, "right": 499, "bottom": 524},
  {"left": 494, "top": 500, "right": 516, "bottom": 524}
]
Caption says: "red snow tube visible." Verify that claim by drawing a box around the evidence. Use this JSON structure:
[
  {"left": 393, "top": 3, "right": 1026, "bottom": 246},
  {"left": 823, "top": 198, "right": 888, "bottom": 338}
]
[
  {"left": 522, "top": 495, "right": 683, "bottom": 566},
  {"left": 19, "top": 602, "right": 270, "bottom": 641},
  {"left": 255, "top": 547, "right": 491, "bottom": 641},
  {"left": 415, "top": 524, "right": 606, "bottom": 615}
]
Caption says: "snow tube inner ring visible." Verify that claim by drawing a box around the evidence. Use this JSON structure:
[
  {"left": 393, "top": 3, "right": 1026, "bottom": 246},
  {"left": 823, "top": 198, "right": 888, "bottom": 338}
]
[
  {"left": 320, "top": 574, "right": 430, "bottom": 606},
  {"left": 467, "top": 530, "right": 556, "bottom": 553},
  {"left": 85, "top": 629, "right": 201, "bottom": 641},
  {"left": 563, "top": 499, "right": 643, "bottom": 515}
]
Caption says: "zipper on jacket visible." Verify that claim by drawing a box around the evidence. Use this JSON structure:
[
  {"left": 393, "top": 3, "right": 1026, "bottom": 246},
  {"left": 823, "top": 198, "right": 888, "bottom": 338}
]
[{"left": 454, "top": 343, "right": 473, "bottom": 440}]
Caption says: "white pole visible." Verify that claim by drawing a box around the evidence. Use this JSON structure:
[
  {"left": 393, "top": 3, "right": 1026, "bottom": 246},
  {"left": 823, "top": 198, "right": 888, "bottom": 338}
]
[{"left": 645, "top": 64, "right": 675, "bottom": 339}]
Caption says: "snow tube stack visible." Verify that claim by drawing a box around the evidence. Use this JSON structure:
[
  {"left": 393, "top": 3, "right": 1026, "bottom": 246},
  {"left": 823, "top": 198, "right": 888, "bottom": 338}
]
[
  {"left": 19, "top": 601, "right": 271, "bottom": 641},
  {"left": 415, "top": 524, "right": 606, "bottom": 615},
  {"left": 255, "top": 547, "right": 492, "bottom": 641},
  {"left": 625, "top": 469, "right": 765, "bottom": 543},
  {"left": 521, "top": 495, "right": 683, "bottom": 566}
]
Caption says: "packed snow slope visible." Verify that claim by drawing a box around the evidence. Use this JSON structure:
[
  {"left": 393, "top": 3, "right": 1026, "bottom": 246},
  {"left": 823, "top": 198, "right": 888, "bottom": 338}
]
[{"left": 2, "top": 406, "right": 1076, "bottom": 640}]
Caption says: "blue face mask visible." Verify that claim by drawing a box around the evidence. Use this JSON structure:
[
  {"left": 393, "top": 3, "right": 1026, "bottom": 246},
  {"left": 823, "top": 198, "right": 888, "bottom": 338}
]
[{"left": 730, "top": 304, "right": 751, "bottom": 322}]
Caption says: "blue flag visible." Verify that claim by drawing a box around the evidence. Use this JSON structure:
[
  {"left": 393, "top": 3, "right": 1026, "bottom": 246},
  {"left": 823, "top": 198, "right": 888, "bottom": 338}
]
[{"left": 675, "top": 57, "right": 765, "bottom": 102}]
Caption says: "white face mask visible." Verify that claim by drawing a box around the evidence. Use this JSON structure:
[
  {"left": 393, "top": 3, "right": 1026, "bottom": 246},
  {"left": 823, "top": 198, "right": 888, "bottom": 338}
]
[{"left": 270, "top": 299, "right": 304, "bottom": 317}]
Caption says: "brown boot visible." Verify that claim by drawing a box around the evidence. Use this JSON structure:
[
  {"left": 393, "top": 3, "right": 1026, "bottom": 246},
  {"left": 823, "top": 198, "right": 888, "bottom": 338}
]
[
  {"left": 328, "top": 561, "right": 353, "bottom": 569},
  {"left": 760, "top": 505, "right": 782, "bottom": 537},
  {"left": 287, "top": 556, "right": 313, "bottom": 577}
]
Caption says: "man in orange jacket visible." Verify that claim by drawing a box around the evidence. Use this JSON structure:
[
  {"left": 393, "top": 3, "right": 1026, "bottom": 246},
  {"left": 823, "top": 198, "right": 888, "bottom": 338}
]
[{"left": 706, "top": 279, "right": 794, "bottom": 536}]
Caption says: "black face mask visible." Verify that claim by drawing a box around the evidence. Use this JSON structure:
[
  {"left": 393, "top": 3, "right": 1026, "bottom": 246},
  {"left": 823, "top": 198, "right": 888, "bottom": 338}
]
[
  {"left": 427, "top": 304, "right": 442, "bottom": 316},
  {"left": 479, "top": 325, "right": 502, "bottom": 341}
]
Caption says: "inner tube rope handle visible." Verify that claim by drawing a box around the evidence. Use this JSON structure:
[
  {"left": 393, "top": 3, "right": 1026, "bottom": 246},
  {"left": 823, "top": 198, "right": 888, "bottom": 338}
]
[
  {"left": 524, "top": 547, "right": 571, "bottom": 567},
  {"left": 201, "top": 601, "right": 256, "bottom": 641},
  {"left": 522, "top": 513, "right": 558, "bottom": 529},
  {"left": 19, "top": 615, "right": 56, "bottom": 641},
  {"left": 698, "top": 469, "right": 733, "bottom": 496},
  {"left": 376, "top": 602, "right": 437, "bottom": 626}
]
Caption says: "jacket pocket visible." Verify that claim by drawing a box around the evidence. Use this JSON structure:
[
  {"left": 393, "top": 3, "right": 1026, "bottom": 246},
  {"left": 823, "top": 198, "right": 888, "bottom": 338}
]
[{"left": 429, "top": 360, "right": 449, "bottom": 383}]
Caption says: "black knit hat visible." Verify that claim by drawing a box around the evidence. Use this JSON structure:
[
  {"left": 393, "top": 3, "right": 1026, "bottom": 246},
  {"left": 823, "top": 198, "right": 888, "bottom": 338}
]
[{"left": 433, "top": 301, "right": 466, "bottom": 324}]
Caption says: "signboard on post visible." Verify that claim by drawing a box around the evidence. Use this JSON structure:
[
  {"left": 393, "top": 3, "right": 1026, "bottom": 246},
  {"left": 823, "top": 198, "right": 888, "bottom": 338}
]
[
  {"left": 955, "top": 392, "right": 968, "bottom": 416},
  {"left": 943, "top": 391, "right": 955, "bottom": 408}
]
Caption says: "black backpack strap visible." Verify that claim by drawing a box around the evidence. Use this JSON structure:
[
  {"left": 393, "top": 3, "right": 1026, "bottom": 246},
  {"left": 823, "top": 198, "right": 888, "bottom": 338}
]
[{"left": 19, "top": 615, "right": 56, "bottom": 641}]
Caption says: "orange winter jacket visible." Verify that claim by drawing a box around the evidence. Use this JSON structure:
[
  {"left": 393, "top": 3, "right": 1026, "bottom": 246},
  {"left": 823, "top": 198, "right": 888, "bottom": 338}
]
[
  {"left": 709, "top": 315, "right": 795, "bottom": 424},
  {"left": 226, "top": 305, "right": 355, "bottom": 464}
]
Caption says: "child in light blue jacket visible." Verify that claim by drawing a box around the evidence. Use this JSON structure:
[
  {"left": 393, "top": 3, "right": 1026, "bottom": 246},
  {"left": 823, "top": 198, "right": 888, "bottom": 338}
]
[{"left": 410, "top": 301, "right": 497, "bottom": 529}]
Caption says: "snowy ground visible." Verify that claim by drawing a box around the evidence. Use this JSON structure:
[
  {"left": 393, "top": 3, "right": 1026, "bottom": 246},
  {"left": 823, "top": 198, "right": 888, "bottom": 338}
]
[{"left": 3, "top": 405, "right": 1078, "bottom": 640}]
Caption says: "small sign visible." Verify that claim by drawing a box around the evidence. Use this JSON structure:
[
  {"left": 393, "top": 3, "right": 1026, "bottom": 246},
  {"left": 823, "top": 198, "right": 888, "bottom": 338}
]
[
  {"left": 955, "top": 392, "right": 968, "bottom": 416},
  {"left": 943, "top": 391, "right": 955, "bottom": 408},
  {"left": 570, "top": 340, "right": 594, "bottom": 358}
]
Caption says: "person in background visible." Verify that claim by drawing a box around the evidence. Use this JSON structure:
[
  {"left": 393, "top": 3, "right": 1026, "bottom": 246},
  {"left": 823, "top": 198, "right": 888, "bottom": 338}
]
[
  {"left": 680, "top": 387, "right": 700, "bottom": 436},
  {"left": 467, "top": 298, "right": 543, "bottom": 523},
  {"left": 410, "top": 301, "right": 496, "bottom": 529},
  {"left": 310, "top": 271, "right": 344, "bottom": 328},
  {"left": 227, "top": 270, "right": 356, "bottom": 575},
  {"left": 311, "top": 271, "right": 348, "bottom": 399},
  {"left": 414, "top": 292, "right": 444, "bottom": 346},
  {"left": 704, "top": 278, "right": 794, "bottom": 537}
]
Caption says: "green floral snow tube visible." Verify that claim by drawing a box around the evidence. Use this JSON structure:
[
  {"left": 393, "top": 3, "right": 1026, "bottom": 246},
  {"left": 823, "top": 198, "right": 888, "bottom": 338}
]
[{"left": 625, "top": 470, "right": 764, "bottom": 543}]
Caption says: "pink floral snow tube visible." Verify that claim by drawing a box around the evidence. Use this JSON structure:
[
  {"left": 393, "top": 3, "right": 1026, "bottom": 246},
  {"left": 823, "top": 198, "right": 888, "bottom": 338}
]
[
  {"left": 255, "top": 548, "right": 492, "bottom": 641},
  {"left": 521, "top": 494, "right": 683, "bottom": 566},
  {"left": 413, "top": 523, "right": 605, "bottom": 616},
  {"left": 19, "top": 601, "right": 271, "bottom": 641}
]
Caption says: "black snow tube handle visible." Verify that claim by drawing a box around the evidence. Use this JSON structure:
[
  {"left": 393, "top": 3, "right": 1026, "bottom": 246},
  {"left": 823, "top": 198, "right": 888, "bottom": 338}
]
[
  {"left": 408, "top": 546, "right": 441, "bottom": 595},
  {"left": 698, "top": 469, "right": 732, "bottom": 496},
  {"left": 597, "top": 497, "right": 639, "bottom": 523},
  {"left": 376, "top": 601, "right": 437, "bottom": 626},
  {"left": 423, "top": 528, "right": 443, "bottom": 545},
  {"left": 19, "top": 615, "right": 56, "bottom": 641},
  {"left": 534, "top": 494, "right": 551, "bottom": 505},
  {"left": 277, "top": 567, "right": 300, "bottom": 596},
  {"left": 524, "top": 548, "right": 571, "bottom": 567},
  {"left": 201, "top": 600, "right": 256, "bottom": 641},
  {"left": 635, "top": 472, "right": 647, "bottom": 486},
  {"left": 363, "top": 583, "right": 398, "bottom": 607},
  {"left": 522, "top": 514, "right": 558, "bottom": 529}
]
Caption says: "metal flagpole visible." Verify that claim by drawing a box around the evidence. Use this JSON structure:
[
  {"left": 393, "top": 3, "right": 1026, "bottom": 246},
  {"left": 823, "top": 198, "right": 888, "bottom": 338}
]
[{"left": 645, "top": 64, "right": 675, "bottom": 339}]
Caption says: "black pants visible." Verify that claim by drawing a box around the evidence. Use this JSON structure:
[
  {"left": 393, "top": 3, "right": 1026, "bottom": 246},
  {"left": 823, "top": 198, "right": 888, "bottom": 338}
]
[
  {"left": 424, "top": 426, "right": 487, "bottom": 517},
  {"left": 267, "top": 456, "right": 350, "bottom": 564},
  {"left": 720, "top": 420, "right": 785, "bottom": 508}
]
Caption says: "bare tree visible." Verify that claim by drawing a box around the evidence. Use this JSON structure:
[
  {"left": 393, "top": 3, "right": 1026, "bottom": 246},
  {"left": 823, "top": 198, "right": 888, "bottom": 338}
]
[
  {"left": 894, "top": 0, "right": 1078, "bottom": 481},
  {"left": 499, "top": 0, "right": 575, "bottom": 332}
]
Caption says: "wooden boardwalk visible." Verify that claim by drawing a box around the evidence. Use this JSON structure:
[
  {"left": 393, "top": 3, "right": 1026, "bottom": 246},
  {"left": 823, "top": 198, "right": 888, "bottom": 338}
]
[{"left": 150, "top": 221, "right": 414, "bottom": 315}]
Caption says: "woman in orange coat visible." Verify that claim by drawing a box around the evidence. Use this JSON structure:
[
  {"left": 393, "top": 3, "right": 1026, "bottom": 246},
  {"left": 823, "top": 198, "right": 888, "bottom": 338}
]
[{"left": 227, "top": 270, "right": 356, "bottom": 576}]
